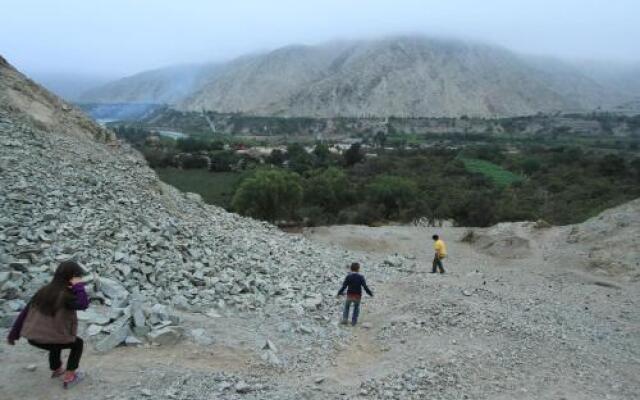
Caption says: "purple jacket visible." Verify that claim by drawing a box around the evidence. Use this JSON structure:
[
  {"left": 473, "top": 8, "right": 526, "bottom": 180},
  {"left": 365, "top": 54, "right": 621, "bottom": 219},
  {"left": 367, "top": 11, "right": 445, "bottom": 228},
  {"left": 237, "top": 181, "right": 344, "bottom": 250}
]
[{"left": 7, "top": 282, "right": 89, "bottom": 343}]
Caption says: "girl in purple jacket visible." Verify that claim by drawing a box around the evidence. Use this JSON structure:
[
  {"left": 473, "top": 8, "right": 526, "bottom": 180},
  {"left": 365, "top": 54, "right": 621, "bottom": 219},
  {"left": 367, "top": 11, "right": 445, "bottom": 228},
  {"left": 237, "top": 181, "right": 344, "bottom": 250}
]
[{"left": 7, "top": 261, "right": 89, "bottom": 389}]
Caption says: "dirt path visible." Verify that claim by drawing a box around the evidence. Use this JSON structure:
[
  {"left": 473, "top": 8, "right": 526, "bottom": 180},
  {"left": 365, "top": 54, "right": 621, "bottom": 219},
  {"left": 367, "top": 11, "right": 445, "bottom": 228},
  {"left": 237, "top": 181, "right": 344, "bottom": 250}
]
[{"left": 1, "top": 224, "right": 639, "bottom": 399}]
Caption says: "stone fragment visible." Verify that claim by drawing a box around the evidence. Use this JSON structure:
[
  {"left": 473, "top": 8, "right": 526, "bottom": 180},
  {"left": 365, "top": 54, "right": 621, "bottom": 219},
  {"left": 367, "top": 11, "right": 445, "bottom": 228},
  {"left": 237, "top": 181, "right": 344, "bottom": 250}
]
[
  {"left": 0, "top": 313, "right": 18, "bottom": 328},
  {"left": 131, "top": 302, "right": 146, "bottom": 327},
  {"left": 299, "top": 325, "right": 313, "bottom": 334},
  {"left": 150, "top": 303, "right": 170, "bottom": 322},
  {"left": 261, "top": 350, "right": 281, "bottom": 366},
  {"left": 262, "top": 339, "right": 278, "bottom": 353},
  {"left": 133, "top": 326, "right": 151, "bottom": 337},
  {"left": 147, "top": 326, "right": 182, "bottom": 345},
  {"left": 189, "top": 328, "right": 214, "bottom": 346},
  {"left": 205, "top": 309, "right": 222, "bottom": 318},
  {"left": 95, "top": 318, "right": 130, "bottom": 352},
  {"left": 86, "top": 324, "right": 103, "bottom": 336},
  {"left": 113, "top": 251, "right": 127, "bottom": 262},
  {"left": 97, "top": 277, "right": 129, "bottom": 300},
  {"left": 0, "top": 271, "right": 11, "bottom": 285},
  {"left": 9, "top": 260, "right": 30, "bottom": 273},
  {"left": 0, "top": 281, "right": 21, "bottom": 300},
  {"left": 235, "top": 381, "right": 252, "bottom": 393},
  {"left": 78, "top": 309, "right": 110, "bottom": 325},
  {"left": 125, "top": 336, "right": 143, "bottom": 346},
  {"left": 303, "top": 294, "right": 323, "bottom": 310},
  {"left": 4, "top": 299, "right": 26, "bottom": 312}
]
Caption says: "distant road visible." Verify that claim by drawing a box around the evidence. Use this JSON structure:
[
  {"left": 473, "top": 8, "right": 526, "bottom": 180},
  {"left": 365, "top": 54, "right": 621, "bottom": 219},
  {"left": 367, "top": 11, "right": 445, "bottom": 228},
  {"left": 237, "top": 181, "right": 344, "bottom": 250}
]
[{"left": 155, "top": 129, "right": 188, "bottom": 139}]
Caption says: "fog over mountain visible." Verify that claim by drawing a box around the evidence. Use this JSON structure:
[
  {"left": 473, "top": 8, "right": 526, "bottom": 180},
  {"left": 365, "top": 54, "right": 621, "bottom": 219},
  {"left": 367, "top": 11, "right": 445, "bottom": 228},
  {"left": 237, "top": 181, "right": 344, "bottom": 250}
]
[
  {"left": 80, "top": 36, "right": 633, "bottom": 118},
  {"left": 4, "top": 0, "right": 640, "bottom": 76},
  {"left": 575, "top": 61, "right": 640, "bottom": 98},
  {"left": 80, "top": 64, "right": 221, "bottom": 105},
  {"left": 3, "top": 1, "right": 639, "bottom": 115}
]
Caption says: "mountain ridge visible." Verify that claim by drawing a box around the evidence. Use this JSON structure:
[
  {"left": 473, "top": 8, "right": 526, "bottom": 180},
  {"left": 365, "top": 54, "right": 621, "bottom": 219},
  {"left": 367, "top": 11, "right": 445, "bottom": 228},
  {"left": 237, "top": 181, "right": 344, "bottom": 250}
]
[{"left": 80, "top": 36, "right": 634, "bottom": 117}]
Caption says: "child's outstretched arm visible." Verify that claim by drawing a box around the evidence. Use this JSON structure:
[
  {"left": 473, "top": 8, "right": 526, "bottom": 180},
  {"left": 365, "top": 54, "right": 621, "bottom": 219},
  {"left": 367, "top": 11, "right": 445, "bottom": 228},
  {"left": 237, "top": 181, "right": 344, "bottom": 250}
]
[
  {"left": 362, "top": 278, "right": 373, "bottom": 297},
  {"left": 337, "top": 276, "right": 348, "bottom": 296}
]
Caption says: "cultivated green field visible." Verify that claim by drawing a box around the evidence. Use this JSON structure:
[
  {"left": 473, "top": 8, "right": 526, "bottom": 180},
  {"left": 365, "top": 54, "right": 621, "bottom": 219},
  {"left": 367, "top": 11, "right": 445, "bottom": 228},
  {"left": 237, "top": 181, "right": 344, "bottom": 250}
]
[
  {"left": 460, "top": 157, "right": 523, "bottom": 187},
  {"left": 156, "top": 168, "right": 242, "bottom": 207}
]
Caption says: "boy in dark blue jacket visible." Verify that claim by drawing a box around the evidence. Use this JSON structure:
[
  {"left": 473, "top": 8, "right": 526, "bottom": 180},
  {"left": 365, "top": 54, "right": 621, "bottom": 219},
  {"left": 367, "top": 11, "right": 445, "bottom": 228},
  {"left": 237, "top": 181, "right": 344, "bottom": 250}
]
[{"left": 337, "top": 263, "right": 373, "bottom": 326}]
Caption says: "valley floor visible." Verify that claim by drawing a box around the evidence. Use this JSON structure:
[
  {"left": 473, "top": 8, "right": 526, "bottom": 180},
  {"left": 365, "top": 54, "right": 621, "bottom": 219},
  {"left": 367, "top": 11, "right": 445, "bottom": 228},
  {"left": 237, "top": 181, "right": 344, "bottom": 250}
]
[{"left": 1, "top": 225, "right": 639, "bottom": 400}]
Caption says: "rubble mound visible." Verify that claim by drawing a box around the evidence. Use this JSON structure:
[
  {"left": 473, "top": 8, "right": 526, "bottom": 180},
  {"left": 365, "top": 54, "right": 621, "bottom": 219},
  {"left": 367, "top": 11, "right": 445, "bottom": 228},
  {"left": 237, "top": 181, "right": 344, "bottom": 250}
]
[
  {"left": 555, "top": 199, "right": 640, "bottom": 278},
  {"left": 459, "top": 223, "right": 532, "bottom": 260},
  {"left": 0, "top": 56, "right": 351, "bottom": 345}
]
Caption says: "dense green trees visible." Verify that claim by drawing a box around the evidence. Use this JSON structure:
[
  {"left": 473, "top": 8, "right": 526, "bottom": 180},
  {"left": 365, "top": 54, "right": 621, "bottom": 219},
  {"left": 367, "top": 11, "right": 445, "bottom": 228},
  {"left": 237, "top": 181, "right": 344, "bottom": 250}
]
[
  {"left": 181, "top": 155, "right": 209, "bottom": 169},
  {"left": 312, "top": 143, "right": 332, "bottom": 168},
  {"left": 366, "top": 175, "right": 417, "bottom": 219},
  {"left": 304, "top": 167, "right": 354, "bottom": 211},
  {"left": 343, "top": 143, "right": 364, "bottom": 166},
  {"left": 266, "top": 149, "right": 286, "bottom": 166},
  {"left": 598, "top": 154, "right": 627, "bottom": 176},
  {"left": 520, "top": 158, "right": 541, "bottom": 175},
  {"left": 286, "top": 143, "right": 313, "bottom": 174},
  {"left": 176, "top": 137, "right": 225, "bottom": 152},
  {"left": 209, "top": 151, "right": 238, "bottom": 172},
  {"left": 115, "top": 122, "right": 639, "bottom": 227},
  {"left": 231, "top": 168, "right": 303, "bottom": 222},
  {"left": 305, "top": 144, "right": 635, "bottom": 226}
]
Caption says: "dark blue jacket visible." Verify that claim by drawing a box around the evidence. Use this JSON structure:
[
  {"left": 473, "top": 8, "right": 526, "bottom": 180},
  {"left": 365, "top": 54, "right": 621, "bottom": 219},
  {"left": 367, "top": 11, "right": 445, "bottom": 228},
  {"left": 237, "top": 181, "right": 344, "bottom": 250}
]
[{"left": 337, "top": 273, "right": 373, "bottom": 297}]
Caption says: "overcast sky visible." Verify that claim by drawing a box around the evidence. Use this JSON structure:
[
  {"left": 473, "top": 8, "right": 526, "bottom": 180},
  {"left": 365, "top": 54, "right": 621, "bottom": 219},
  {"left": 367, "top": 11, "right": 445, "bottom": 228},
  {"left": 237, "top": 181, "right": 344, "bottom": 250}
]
[{"left": 1, "top": 0, "right": 639, "bottom": 79}]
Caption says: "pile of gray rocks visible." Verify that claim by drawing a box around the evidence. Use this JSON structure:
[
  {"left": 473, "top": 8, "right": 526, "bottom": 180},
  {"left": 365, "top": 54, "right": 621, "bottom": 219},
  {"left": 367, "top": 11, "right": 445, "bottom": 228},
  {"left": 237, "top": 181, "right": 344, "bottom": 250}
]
[{"left": 0, "top": 110, "right": 387, "bottom": 349}]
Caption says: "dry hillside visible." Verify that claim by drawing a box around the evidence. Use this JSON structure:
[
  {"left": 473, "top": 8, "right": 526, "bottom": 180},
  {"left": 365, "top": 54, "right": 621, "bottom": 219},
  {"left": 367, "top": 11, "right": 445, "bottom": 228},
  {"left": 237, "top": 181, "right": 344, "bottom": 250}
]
[{"left": 81, "top": 36, "right": 628, "bottom": 117}]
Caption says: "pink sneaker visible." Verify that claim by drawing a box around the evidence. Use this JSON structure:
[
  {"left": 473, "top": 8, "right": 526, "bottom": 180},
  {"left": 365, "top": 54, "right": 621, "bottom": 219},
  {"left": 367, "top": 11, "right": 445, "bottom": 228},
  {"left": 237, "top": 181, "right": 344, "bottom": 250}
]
[{"left": 63, "top": 371, "right": 85, "bottom": 389}]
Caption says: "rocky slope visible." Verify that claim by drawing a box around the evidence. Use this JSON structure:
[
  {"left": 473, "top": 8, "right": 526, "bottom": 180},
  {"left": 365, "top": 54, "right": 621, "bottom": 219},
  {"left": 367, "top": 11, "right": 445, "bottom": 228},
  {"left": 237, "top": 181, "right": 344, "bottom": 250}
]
[
  {"left": 0, "top": 56, "right": 114, "bottom": 142},
  {"left": 0, "top": 55, "right": 381, "bottom": 349},
  {"left": 81, "top": 36, "right": 628, "bottom": 117}
]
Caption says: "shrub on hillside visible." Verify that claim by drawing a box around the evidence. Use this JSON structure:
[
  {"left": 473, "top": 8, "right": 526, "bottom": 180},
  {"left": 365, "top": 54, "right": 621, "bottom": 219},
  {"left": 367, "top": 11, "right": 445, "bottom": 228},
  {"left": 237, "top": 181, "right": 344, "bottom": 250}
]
[
  {"left": 366, "top": 175, "right": 418, "bottom": 219},
  {"left": 232, "top": 168, "right": 303, "bottom": 222}
]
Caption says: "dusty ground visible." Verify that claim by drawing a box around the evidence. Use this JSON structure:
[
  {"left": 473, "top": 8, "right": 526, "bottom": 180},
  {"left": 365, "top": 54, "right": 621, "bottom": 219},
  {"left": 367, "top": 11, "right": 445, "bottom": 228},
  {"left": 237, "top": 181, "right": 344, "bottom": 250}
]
[{"left": 1, "top": 224, "right": 639, "bottom": 399}]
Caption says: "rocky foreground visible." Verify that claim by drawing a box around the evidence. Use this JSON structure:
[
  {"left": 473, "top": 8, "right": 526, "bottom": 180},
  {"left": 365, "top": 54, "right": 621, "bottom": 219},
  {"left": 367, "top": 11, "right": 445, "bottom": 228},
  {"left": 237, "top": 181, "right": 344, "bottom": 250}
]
[
  {"left": 0, "top": 55, "right": 405, "bottom": 356},
  {"left": 1, "top": 55, "right": 639, "bottom": 399},
  {"left": 0, "top": 92, "right": 386, "bottom": 352}
]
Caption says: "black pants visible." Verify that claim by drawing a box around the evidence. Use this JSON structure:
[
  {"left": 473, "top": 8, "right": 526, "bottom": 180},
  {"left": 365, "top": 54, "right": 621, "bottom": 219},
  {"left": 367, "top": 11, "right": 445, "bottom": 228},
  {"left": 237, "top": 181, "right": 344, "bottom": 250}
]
[
  {"left": 432, "top": 255, "right": 445, "bottom": 273},
  {"left": 28, "top": 337, "right": 83, "bottom": 371}
]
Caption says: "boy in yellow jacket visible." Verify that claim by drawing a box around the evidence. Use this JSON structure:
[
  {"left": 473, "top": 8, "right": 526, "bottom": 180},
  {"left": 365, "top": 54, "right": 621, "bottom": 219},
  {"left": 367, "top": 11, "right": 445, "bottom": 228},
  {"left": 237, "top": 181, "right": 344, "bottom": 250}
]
[{"left": 431, "top": 234, "right": 447, "bottom": 274}]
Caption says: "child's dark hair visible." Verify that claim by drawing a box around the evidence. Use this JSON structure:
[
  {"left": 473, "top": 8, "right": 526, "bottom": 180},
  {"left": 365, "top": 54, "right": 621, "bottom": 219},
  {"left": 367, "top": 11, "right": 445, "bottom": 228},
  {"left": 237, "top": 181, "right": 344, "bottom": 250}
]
[
  {"left": 432, "top": 234, "right": 439, "bottom": 240},
  {"left": 350, "top": 262, "right": 360, "bottom": 272},
  {"left": 31, "top": 261, "right": 85, "bottom": 316}
]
